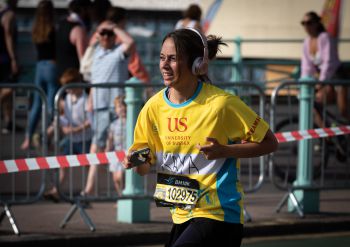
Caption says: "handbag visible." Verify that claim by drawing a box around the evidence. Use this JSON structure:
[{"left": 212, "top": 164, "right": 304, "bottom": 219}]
[{"left": 80, "top": 42, "right": 98, "bottom": 82}]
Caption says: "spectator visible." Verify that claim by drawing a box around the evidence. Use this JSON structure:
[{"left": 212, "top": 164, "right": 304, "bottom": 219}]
[
  {"left": 56, "top": 0, "right": 90, "bottom": 80},
  {"left": 175, "top": 4, "right": 202, "bottom": 31},
  {"left": 82, "top": 21, "right": 134, "bottom": 196},
  {"left": 89, "top": 7, "right": 150, "bottom": 84},
  {"left": 106, "top": 96, "right": 126, "bottom": 200},
  {"left": 0, "top": 0, "right": 18, "bottom": 134},
  {"left": 21, "top": 0, "right": 58, "bottom": 150},
  {"left": 300, "top": 11, "right": 350, "bottom": 123},
  {"left": 60, "top": 68, "right": 92, "bottom": 156},
  {"left": 44, "top": 68, "right": 92, "bottom": 202}
]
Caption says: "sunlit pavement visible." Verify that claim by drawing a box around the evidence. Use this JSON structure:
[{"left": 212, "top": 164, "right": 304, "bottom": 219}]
[{"left": 1, "top": 184, "right": 350, "bottom": 246}]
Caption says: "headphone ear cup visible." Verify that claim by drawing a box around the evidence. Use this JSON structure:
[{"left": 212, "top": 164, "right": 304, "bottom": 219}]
[
  {"left": 192, "top": 57, "right": 208, "bottom": 75},
  {"left": 192, "top": 57, "right": 202, "bottom": 75}
]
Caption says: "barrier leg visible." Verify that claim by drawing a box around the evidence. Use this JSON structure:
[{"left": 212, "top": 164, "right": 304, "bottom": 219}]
[
  {"left": 3, "top": 204, "right": 20, "bottom": 235},
  {"left": 243, "top": 207, "right": 252, "bottom": 222},
  {"left": 77, "top": 202, "right": 96, "bottom": 232},
  {"left": 275, "top": 192, "right": 289, "bottom": 213},
  {"left": 289, "top": 191, "right": 304, "bottom": 218},
  {"left": 275, "top": 189, "right": 304, "bottom": 218},
  {"left": 60, "top": 201, "right": 96, "bottom": 232},
  {"left": 60, "top": 203, "right": 78, "bottom": 229}
]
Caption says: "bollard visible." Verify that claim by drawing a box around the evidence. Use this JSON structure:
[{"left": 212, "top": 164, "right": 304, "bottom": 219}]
[
  {"left": 288, "top": 77, "right": 319, "bottom": 213},
  {"left": 117, "top": 77, "right": 150, "bottom": 223}
]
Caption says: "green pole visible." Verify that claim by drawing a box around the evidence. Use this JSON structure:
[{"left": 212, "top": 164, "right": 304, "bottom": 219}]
[
  {"left": 288, "top": 77, "right": 319, "bottom": 213},
  {"left": 117, "top": 77, "right": 150, "bottom": 223},
  {"left": 229, "top": 36, "right": 242, "bottom": 96},
  {"left": 231, "top": 36, "right": 242, "bottom": 83}
]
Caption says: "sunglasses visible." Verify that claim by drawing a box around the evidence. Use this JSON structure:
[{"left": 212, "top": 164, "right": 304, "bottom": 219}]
[
  {"left": 301, "top": 20, "right": 315, "bottom": 26},
  {"left": 99, "top": 29, "right": 114, "bottom": 37}
]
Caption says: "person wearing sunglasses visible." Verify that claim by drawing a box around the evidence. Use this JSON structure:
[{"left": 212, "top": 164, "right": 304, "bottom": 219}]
[
  {"left": 300, "top": 11, "right": 350, "bottom": 126},
  {"left": 82, "top": 21, "right": 135, "bottom": 197},
  {"left": 87, "top": 7, "right": 151, "bottom": 89}
]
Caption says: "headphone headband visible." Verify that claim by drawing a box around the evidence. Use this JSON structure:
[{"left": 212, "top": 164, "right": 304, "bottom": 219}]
[{"left": 185, "top": 28, "right": 209, "bottom": 75}]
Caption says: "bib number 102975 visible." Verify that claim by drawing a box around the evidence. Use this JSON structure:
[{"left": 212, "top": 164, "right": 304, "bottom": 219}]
[
  {"left": 154, "top": 173, "right": 200, "bottom": 210},
  {"left": 166, "top": 187, "right": 198, "bottom": 204}
]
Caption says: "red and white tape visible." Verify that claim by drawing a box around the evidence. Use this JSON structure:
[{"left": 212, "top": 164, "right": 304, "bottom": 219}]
[
  {"left": 0, "top": 125, "right": 349, "bottom": 174},
  {"left": 275, "top": 125, "right": 350, "bottom": 143},
  {"left": 0, "top": 151, "right": 125, "bottom": 174}
]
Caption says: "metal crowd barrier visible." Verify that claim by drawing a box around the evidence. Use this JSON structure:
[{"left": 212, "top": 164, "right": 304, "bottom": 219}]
[
  {"left": 269, "top": 79, "right": 350, "bottom": 217},
  {"left": 0, "top": 83, "right": 48, "bottom": 235}
]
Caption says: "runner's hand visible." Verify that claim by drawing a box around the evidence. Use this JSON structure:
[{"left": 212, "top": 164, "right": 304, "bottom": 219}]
[
  {"left": 123, "top": 152, "right": 134, "bottom": 169},
  {"left": 196, "top": 137, "right": 225, "bottom": 160}
]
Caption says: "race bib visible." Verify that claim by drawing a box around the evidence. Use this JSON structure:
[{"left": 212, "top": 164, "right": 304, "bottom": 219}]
[{"left": 154, "top": 173, "right": 200, "bottom": 210}]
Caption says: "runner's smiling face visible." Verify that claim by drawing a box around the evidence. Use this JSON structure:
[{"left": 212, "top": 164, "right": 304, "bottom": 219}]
[{"left": 159, "top": 38, "right": 191, "bottom": 88}]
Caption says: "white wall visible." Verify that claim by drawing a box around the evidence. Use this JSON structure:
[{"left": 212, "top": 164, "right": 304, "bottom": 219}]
[{"left": 201, "top": 0, "right": 350, "bottom": 59}]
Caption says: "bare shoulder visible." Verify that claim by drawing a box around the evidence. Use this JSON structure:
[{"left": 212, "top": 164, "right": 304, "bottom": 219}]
[{"left": 1, "top": 9, "right": 15, "bottom": 26}]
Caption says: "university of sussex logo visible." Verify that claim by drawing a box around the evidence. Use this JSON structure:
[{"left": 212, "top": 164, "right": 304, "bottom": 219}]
[{"left": 167, "top": 117, "right": 188, "bottom": 132}]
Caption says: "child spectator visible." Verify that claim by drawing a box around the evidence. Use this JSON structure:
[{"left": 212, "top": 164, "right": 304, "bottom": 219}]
[
  {"left": 44, "top": 68, "right": 92, "bottom": 202},
  {"left": 106, "top": 96, "right": 126, "bottom": 199},
  {"left": 60, "top": 68, "right": 92, "bottom": 155}
]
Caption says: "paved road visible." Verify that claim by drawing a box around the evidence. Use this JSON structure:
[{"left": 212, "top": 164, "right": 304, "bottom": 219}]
[
  {"left": 243, "top": 232, "right": 350, "bottom": 247},
  {"left": 125, "top": 232, "right": 350, "bottom": 247}
]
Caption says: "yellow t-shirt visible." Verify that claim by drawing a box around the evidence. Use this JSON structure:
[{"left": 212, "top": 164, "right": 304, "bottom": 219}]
[{"left": 130, "top": 82, "right": 269, "bottom": 224}]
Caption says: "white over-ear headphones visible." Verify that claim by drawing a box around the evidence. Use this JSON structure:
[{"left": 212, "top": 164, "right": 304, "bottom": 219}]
[{"left": 185, "top": 28, "right": 209, "bottom": 76}]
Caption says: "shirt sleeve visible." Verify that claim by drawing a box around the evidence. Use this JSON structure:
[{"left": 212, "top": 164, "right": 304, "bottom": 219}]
[
  {"left": 60, "top": 115, "right": 69, "bottom": 127},
  {"left": 129, "top": 105, "right": 157, "bottom": 164},
  {"left": 318, "top": 33, "right": 334, "bottom": 81},
  {"left": 113, "top": 44, "right": 127, "bottom": 61},
  {"left": 221, "top": 96, "right": 269, "bottom": 143}
]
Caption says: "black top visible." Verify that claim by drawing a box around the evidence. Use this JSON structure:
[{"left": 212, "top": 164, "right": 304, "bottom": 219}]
[
  {"left": 35, "top": 29, "right": 56, "bottom": 61},
  {"left": 0, "top": 8, "right": 10, "bottom": 63},
  {"left": 56, "top": 18, "right": 80, "bottom": 77}
]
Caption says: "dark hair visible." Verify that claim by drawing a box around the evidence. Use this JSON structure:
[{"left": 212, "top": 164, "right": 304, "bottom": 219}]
[
  {"left": 68, "top": 0, "right": 91, "bottom": 14},
  {"left": 106, "top": 7, "right": 127, "bottom": 24},
  {"left": 162, "top": 29, "right": 226, "bottom": 81},
  {"left": 60, "top": 68, "right": 82, "bottom": 85},
  {"left": 114, "top": 95, "right": 126, "bottom": 107},
  {"left": 32, "top": 0, "right": 55, "bottom": 43},
  {"left": 183, "top": 4, "right": 202, "bottom": 21},
  {"left": 6, "top": 0, "right": 18, "bottom": 10},
  {"left": 305, "top": 11, "right": 326, "bottom": 33},
  {"left": 91, "top": 0, "right": 112, "bottom": 24}
]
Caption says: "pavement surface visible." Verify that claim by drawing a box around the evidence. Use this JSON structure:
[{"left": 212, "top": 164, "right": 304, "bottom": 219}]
[{"left": 1, "top": 182, "right": 350, "bottom": 246}]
